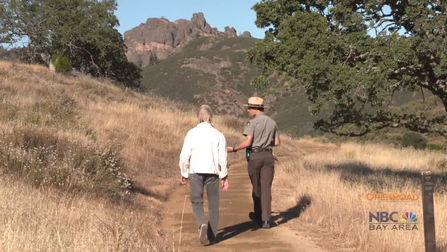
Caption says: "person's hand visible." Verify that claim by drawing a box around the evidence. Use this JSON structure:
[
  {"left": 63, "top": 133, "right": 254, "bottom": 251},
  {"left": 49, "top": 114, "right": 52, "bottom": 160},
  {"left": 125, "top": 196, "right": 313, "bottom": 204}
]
[
  {"left": 227, "top": 147, "right": 237, "bottom": 153},
  {"left": 180, "top": 176, "right": 188, "bottom": 186},
  {"left": 221, "top": 178, "right": 229, "bottom": 191}
]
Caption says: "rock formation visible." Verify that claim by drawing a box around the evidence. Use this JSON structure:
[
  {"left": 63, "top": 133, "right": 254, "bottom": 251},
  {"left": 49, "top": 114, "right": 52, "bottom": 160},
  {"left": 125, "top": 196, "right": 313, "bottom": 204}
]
[
  {"left": 224, "top": 26, "right": 237, "bottom": 38},
  {"left": 123, "top": 13, "right": 250, "bottom": 68},
  {"left": 242, "top": 31, "right": 252, "bottom": 38}
]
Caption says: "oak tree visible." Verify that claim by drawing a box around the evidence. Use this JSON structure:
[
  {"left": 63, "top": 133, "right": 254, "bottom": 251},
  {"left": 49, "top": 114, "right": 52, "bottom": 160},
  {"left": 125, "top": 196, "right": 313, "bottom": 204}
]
[
  {"left": 246, "top": 0, "right": 447, "bottom": 136},
  {"left": 0, "top": 0, "right": 141, "bottom": 88}
]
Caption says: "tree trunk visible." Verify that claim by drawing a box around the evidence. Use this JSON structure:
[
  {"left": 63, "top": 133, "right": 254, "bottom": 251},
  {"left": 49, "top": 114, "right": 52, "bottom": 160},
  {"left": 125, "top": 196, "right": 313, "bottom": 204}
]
[
  {"left": 443, "top": 97, "right": 447, "bottom": 111},
  {"left": 40, "top": 53, "right": 56, "bottom": 72},
  {"left": 49, "top": 60, "right": 55, "bottom": 72}
]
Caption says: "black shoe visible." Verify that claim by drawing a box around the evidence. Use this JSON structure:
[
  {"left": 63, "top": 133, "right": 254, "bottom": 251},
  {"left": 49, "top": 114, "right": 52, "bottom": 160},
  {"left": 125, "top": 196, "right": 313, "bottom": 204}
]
[
  {"left": 207, "top": 229, "right": 217, "bottom": 245},
  {"left": 249, "top": 212, "right": 262, "bottom": 222},
  {"left": 262, "top": 221, "right": 270, "bottom": 229}
]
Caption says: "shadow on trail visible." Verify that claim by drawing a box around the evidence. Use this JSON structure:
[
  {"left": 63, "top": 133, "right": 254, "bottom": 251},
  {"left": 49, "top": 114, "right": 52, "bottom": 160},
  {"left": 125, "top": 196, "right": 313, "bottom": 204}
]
[
  {"left": 271, "top": 194, "right": 312, "bottom": 227},
  {"left": 213, "top": 194, "right": 312, "bottom": 244},
  {"left": 214, "top": 220, "right": 260, "bottom": 244}
]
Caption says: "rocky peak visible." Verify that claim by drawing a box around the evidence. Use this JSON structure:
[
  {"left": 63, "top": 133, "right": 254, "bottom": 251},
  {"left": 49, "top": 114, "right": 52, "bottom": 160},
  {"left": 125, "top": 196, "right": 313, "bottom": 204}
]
[
  {"left": 123, "top": 13, "right": 253, "bottom": 68},
  {"left": 242, "top": 31, "right": 252, "bottom": 38},
  {"left": 224, "top": 26, "right": 237, "bottom": 38},
  {"left": 191, "top": 12, "right": 212, "bottom": 33}
]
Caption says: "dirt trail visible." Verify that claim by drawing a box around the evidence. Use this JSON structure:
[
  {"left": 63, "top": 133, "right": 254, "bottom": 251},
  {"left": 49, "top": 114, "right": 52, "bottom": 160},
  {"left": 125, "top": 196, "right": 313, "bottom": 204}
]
[{"left": 162, "top": 143, "right": 344, "bottom": 252}]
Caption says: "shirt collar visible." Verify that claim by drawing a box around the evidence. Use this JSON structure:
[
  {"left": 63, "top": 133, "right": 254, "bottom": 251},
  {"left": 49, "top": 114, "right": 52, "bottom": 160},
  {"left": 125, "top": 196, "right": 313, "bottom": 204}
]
[{"left": 197, "top": 122, "right": 212, "bottom": 127}]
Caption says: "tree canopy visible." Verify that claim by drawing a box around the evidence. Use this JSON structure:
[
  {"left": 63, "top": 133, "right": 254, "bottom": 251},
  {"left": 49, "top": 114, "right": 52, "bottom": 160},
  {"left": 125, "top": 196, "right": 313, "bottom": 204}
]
[
  {"left": 0, "top": 0, "right": 141, "bottom": 88},
  {"left": 246, "top": 0, "right": 447, "bottom": 136}
]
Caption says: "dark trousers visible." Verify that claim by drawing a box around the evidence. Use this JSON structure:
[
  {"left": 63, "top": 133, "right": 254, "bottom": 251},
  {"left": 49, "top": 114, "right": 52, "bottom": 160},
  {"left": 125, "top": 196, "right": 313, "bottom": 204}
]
[
  {"left": 247, "top": 151, "right": 275, "bottom": 221},
  {"left": 189, "top": 173, "right": 219, "bottom": 241}
]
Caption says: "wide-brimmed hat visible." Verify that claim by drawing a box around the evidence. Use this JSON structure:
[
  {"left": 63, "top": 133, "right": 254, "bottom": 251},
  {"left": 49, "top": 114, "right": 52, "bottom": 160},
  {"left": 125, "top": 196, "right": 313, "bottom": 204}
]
[{"left": 243, "top": 96, "right": 268, "bottom": 108}]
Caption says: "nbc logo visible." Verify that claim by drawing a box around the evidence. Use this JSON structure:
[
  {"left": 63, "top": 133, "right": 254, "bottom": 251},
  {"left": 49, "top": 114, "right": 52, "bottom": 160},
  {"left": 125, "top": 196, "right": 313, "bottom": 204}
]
[
  {"left": 369, "top": 211, "right": 420, "bottom": 231},
  {"left": 401, "top": 212, "right": 418, "bottom": 222}
]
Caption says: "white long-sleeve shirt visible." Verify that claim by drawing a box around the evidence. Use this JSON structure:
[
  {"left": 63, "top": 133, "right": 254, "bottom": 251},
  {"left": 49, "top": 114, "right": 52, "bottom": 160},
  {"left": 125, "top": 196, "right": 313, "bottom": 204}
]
[{"left": 179, "top": 122, "right": 229, "bottom": 179}]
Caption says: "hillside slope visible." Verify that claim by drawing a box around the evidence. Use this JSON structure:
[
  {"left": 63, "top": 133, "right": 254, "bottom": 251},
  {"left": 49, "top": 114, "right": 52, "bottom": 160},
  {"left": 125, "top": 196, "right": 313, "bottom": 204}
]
[
  {"left": 140, "top": 35, "right": 443, "bottom": 139},
  {"left": 142, "top": 37, "right": 262, "bottom": 116},
  {"left": 0, "top": 60, "right": 300, "bottom": 251},
  {"left": 124, "top": 13, "right": 444, "bottom": 138},
  {"left": 2, "top": 61, "right": 446, "bottom": 252},
  {"left": 141, "top": 36, "right": 326, "bottom": 137}
]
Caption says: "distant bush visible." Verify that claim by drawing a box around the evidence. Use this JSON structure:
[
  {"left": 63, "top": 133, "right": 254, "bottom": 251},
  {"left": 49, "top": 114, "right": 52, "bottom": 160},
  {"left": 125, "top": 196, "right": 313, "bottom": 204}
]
[
  {"left": 218, "top": 116, "right": 245, "bottom": 130},
  {"left": 401, "top": 132, "right": 427, "bottom": 149},
  {"left": 427, "top": 143, "right": 444, "bottom": 151},
  {"left": 0, "top": 126, "right": 131, "bottom": 199},
  {"left": 0, "top": 46, "right": 7, "bottom": 59},
  {"left": 182, "top": 37, "right": 210, "bottom": 51},
  {"left": 53, "top": 55, "right": 72, "bottom": 74},
  {"left": 208, "top": 37, "right": 258, "bottom": 50}
]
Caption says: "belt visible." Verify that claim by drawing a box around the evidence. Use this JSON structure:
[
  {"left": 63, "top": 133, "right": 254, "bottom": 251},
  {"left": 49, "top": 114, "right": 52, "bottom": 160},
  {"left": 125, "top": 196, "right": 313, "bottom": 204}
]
[{"left": 249, "top": 148, "right": 272, "bottom": 153}]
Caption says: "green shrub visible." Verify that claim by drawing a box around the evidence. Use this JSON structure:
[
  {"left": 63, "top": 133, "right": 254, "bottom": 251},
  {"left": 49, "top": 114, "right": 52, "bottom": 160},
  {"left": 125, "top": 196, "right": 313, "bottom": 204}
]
[
  {"left": 401, "top": 132, "right": 427, "bottom": 149},
  {"left": 426, "top": 144, "right": 444, "bottom": 151},
  {"left": 53, "top": 55, "right": 72, "bottom": 74}
]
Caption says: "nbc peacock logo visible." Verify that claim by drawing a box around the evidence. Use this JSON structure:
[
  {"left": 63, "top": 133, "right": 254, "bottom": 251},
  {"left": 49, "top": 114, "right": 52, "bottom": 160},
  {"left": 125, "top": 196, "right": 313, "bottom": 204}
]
[
  {"left": 401, "top": 212, "right": 418, "bottom": 222},
  {"left": 369, "top": 211, "right": 420, "bottom": 231}
]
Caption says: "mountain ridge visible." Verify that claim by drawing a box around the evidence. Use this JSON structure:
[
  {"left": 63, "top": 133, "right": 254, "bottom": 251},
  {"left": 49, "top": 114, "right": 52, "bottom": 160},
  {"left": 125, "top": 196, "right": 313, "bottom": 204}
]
[{"left": 122, "top": 13, "right": 441, "bottom": 140}]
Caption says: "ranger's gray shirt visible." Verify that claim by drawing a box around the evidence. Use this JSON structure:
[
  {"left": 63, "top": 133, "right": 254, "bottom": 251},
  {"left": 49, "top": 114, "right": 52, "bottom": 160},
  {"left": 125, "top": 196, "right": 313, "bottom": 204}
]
[{"left": 243, "top": 112, "right": 279, "bottom": 149}]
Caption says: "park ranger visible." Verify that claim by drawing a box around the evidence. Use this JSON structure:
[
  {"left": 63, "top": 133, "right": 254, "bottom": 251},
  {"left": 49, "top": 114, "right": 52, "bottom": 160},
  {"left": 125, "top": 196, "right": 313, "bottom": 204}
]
[{"left": 227, "top": 96, "right": 281, "bottom": 229}]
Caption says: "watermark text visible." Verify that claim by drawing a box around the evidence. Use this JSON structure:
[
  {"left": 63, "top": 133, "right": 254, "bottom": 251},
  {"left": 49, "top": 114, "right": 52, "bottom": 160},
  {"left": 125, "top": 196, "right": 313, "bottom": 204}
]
[{"left": 366, "top": 193, "right": 420, "bottom": 201}]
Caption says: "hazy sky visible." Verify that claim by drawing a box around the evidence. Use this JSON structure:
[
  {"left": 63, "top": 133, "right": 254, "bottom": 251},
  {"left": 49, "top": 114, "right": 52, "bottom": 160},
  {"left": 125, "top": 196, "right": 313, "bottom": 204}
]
[{"left": 115, "top": 0, "right": 267, "bottom": 38}]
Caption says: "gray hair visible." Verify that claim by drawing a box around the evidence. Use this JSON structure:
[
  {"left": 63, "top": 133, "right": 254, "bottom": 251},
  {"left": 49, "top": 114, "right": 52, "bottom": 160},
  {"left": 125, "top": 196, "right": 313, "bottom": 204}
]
[{"left": 198, "top": 105, "right": 213, "bottom": 123}]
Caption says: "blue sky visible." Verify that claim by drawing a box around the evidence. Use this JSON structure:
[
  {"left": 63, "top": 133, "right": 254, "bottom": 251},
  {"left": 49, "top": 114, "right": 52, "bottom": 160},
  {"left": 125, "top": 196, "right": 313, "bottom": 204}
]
[
  {"left": 1, "top": 2, "right": 400, "bottom": 49},
  {"left": 115, "top": 0, "right": 267, "bottom": 39}
]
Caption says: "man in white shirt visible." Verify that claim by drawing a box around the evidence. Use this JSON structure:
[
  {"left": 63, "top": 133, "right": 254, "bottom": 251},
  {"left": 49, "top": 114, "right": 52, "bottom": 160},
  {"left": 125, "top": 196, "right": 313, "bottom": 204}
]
[{"left": 179, "top": 104, "right": 229, "bottom": 246}]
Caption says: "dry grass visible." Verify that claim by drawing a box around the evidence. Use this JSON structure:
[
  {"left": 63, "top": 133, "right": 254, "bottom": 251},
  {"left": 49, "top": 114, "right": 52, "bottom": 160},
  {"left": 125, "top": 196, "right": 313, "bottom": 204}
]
[
  {"left": 0, "top": 176, "right": 172, "bottom": 252},
  {"left": 273, "top": 138, "right": 447, "bottom": 252},
  {"left": 6, "top": 59, "right": 445, "bottom": 252},
  {"left": 0, "top": 60, "right": 296, "bottom": 251}
]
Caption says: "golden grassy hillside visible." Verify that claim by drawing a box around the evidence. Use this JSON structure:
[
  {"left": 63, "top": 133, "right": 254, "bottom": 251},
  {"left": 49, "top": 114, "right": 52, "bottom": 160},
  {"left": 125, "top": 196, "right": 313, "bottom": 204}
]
[
  {"left": 3, "top": 60, "right": 447, "bottom": 252},
  {"left": 0, "top": 60, "right": 298, "bottom": 251},
  {"left": 274, "top": 138, "right": 447, "bottom": 252}
]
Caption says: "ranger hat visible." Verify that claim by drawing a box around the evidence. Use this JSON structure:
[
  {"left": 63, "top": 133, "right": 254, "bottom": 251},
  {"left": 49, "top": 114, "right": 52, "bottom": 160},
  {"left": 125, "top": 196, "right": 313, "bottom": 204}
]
[{"left": 243, "top": 96, "right": 268, "bottom": 108}]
